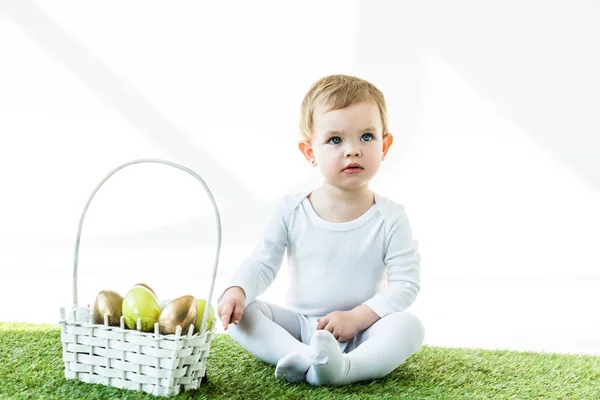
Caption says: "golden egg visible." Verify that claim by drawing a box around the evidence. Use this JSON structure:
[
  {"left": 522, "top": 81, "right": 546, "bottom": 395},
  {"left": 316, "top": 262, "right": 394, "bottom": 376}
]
[
  {"left": 158, "top": 295, "right": 197, "bottom": 335},
  {"left": 92, "top": 290, "right": 123, "bottom": 326},
  {"left": 134, "top": 282, "right": 157, "bottom": 297}
]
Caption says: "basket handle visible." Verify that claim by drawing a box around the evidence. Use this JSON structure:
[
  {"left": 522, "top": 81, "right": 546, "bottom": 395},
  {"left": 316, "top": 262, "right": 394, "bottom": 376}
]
[{"left": 72, "top": 159, "right": 222, "bottom": 328}]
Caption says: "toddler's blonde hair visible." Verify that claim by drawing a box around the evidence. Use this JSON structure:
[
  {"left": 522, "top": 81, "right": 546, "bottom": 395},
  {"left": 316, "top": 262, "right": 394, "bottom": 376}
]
[{"left": 300, "top": 74, "right": 389, "bottom": 143}]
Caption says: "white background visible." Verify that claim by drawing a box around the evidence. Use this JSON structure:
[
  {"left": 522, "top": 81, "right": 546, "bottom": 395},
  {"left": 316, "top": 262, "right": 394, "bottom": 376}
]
[{"left": 1, "top": 0, "right": 599, "bottom": 355}]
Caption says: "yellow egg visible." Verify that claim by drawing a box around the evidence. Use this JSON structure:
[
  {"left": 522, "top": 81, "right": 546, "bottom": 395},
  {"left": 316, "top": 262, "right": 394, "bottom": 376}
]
[
  {"left": 194, "top": 298, "right": 215, "bottom": 332},
  {"left": 122, "top": 284, "right": 160, "bottom": 332},
  {"left": 92, "top": 290, "right": 123, "bottom": 326},
  {"left": 158, "top": 295, "right": 197, "bottom": 335}
]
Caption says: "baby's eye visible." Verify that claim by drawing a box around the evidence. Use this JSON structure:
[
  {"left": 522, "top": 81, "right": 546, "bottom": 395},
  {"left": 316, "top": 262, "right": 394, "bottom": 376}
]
[
  {"left": 328, "top": 137, "right": 342, "bottom": 145},
  {"left": 361, "top": 133, "right": 374, "bottom": 142}
]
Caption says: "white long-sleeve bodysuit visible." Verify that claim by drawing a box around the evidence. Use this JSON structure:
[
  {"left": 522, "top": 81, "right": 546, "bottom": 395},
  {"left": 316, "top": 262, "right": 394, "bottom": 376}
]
[{"left": 225, "top": 191, "right": 421, "bottom": 318}]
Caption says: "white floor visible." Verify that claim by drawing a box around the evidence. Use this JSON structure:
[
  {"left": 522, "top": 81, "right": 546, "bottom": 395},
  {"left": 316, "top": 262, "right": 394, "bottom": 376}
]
[{"left": 2, "top": 243, "right": 599, "bottom": 356}]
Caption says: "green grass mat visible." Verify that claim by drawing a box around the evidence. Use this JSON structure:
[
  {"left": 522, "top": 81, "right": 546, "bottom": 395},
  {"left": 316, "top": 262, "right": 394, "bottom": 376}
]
[{"left": 1, "top": 322, "right": 599, "bottom": 399}]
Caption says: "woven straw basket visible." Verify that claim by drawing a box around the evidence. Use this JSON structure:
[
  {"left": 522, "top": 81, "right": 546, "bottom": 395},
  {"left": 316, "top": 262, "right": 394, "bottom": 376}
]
[{"left": 59, "top": 159, "right": 221, "bottom": 397}]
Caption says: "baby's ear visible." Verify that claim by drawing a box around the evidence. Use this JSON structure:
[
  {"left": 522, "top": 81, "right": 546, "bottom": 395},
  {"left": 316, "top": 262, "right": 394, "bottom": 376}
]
[
  {"left": 298, "top": 140, "right": 315, "bottom": 162},
  {"left": 382, "top": 133, "right": 394, "bottom": 157}
]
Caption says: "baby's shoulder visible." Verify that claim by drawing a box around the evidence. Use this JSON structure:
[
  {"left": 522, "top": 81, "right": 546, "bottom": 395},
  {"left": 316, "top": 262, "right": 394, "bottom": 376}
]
[
  {"left": 276, "top": 191, "right": 309, "bottom": 216},
  {"left": 374, "top": 193, "right": 408, "bottom": 223}
]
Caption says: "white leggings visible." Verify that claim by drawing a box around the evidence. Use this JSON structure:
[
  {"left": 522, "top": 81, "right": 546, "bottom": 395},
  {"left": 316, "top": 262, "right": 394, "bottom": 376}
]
[{"left": 228, "top": 300, "right": 425, "bottom": 383}]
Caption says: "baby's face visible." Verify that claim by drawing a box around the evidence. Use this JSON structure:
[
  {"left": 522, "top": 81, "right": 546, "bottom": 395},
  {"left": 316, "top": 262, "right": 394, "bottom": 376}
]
[{"left": 311, "top": 101, "right": 387, "bottom": 191}]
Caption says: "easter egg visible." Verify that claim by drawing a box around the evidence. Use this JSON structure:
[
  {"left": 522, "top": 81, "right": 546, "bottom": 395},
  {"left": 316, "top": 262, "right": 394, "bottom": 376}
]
[
  {"left": 134, "top": 282, "right": 157, "bottom": 298},
  {"left": 122, "top": 284, "right": 160, "bottom": 331},
  {"left": 194, "top": 298, "right": 215, "bottom": 332},
  {"left": 92, "top": 289, "right": 123, "bottom": 326},
  {"left": 158, "top": 295, "right": 197, "bottom": 335}
]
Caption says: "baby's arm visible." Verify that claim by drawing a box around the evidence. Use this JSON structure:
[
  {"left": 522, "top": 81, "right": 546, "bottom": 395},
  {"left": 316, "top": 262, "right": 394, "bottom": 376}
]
[
  {"left": 363, "top": 204, "right": 421, "bottom": 317},
  {"left": 217, "top": 197, "right": 290, "bottom": 326}
]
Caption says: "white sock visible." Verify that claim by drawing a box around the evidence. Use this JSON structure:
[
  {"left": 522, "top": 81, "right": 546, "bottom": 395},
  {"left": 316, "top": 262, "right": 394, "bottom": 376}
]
[
  {"left": 305, "top": 330, "right": 349, "bottom": 386},
  {"left": 306, "top": 312, "right": 425, "bottom": 386},
  {"left": 275, "top": 352, "right": 312, "bottom": 382}
]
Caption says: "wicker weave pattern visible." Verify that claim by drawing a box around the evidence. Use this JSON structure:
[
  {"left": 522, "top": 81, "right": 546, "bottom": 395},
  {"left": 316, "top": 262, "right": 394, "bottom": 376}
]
[
  {"left": 60, "top": 159, "right": 222, "bottom": 397},
  {"left": 60, "top": 308, "right": 216, "bottom": 396}
]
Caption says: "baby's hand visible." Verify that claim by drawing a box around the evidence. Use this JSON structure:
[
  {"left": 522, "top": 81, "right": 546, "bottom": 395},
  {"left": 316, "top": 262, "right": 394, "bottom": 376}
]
[
  {"left": 217, "top": 286, "right": 246, "bottom": 330},
  {"left": 317, "top": 310, "right": 362, "bottom": 343}
]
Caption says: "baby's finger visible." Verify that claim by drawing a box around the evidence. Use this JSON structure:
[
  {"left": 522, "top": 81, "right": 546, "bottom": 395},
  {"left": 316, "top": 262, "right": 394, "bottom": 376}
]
[
  {"left": 219, "top": 303, "right": 233, "bottom": 329},
  {"left": 331, "top": 327, "right": 346, "bottom": 342},
  {"left": 323, "top": 321, "right": 335, "bottom": 334},
  {"left": 337, "top": 332, "right": 349, "bottom": 343},
  {"left": 317, "top": 317, "right": 328, "bottom": 330},
  {"left": 231, "top": 304, "right": 245, "bottom": 325},
  {"left": 217, "top": 302, "right": 230, "bottom": 320}
]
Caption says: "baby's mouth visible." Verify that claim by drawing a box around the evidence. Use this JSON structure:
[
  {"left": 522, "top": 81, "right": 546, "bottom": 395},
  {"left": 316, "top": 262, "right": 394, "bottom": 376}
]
[
  {"left": 343, "top": 163, "right": 363, "bottom": 172},
  {"left": 342, "top": 165, "right": 364, "bottom": 174}
]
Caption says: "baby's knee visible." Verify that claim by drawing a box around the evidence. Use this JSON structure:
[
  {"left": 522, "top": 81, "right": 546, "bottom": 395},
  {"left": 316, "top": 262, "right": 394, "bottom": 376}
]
[
  {"left": 388, "top": 311, "right": 425, "bottom": 344},
  {"left": 229, "top": 300, "right": 271, "bottom": 334},
  {"left": 397, "top": 311, "right": 424, "bottom": 331},
  {"left": 227, "top": 300, "right": 273, "bottom": 343},
  {"left": 243, "top": 300, "right": 272, "bottom": 320}
]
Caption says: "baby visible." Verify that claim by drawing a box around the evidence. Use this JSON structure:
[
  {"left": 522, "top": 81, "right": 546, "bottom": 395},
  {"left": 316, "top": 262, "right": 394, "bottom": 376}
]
[{"left": 217, "top": 74, "right": 424, "bottom": 386}]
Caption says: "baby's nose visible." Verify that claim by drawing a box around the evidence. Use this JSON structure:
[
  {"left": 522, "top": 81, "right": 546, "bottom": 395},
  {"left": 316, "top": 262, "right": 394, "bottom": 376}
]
[{"left": 345, "top": 149, "right": 361, "bottom": 157}]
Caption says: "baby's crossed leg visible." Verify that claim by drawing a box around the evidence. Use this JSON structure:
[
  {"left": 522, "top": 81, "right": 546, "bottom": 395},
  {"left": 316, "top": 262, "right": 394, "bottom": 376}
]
[
  {"left": 227, "top": 300, "right": 312, "bottom": 381},
  {"left": 228, "top": 301, "right": 425, "bottom": 386},
  {"left": 306, "top": 311, "right": 425, "bottom": 386}
]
